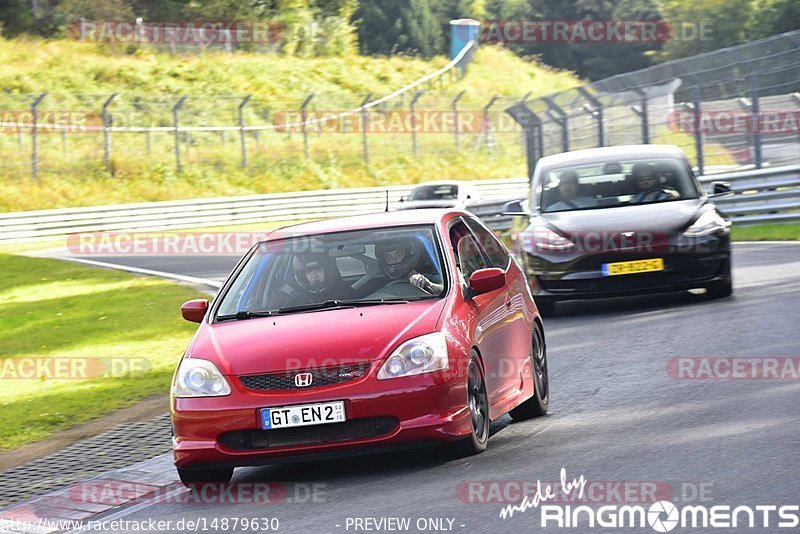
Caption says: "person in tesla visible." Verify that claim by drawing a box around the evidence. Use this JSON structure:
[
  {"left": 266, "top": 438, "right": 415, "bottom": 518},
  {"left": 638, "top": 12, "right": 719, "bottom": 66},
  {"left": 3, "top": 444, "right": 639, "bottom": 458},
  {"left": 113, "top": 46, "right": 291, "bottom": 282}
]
[
  {"left": 547, "top": 171, "right": 598, "bottom": 211},
  {"left": 632, "top": 162, "right": 680, "bottom": 203}
]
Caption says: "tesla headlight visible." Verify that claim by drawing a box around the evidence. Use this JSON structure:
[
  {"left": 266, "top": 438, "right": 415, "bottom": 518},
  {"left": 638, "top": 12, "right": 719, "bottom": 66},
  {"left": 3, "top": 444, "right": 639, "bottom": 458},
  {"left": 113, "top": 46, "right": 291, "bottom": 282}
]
[
  {"left": 172, "top": 358, "right": 231, "bottom": 397},
  {"left": 683, "top": 211, "right": 730, "bottom": 237},
  {"left": 377, "top": 332, "right": 449, "bottom": 380},
  {"left": 525, "top": 226, "right": 575, "bottom": 252}
]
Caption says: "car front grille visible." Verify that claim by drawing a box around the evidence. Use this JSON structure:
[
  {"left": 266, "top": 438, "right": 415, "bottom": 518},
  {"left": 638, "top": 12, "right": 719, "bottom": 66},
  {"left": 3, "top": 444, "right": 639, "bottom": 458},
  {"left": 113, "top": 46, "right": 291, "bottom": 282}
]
[
  {"left": 239, "top": 362, "right": 372, "bottom": 391},
  {"left": 218, "top": 417, "right": 399, "bottom": 450}
]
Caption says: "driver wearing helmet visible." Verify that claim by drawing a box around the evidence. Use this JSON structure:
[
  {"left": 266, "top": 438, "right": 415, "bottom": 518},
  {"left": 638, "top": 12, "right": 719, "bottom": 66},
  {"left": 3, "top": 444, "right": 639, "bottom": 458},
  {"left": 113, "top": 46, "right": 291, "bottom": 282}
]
[{"left": 375, "top": 238, "right": 444, "bottom": 295}]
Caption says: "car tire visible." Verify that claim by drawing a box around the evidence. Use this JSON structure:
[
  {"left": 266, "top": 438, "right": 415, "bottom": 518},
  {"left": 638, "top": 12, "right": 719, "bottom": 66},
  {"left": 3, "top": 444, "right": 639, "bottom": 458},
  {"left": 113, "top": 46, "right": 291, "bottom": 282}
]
[
  {"left": 177, "top": 467, "right": 234, "bottom": 487},
  {"left": 535, "top": 299, "right": 556, "bottom": 317},
  {"left": 455, "top": 354, "right": 490, "bottom": 455},
  {"left": 706, "top": 260, "right": 733, "bottom": 299},
  {"left": 509, "top": 323, "right": 549, "bottom": 421}
]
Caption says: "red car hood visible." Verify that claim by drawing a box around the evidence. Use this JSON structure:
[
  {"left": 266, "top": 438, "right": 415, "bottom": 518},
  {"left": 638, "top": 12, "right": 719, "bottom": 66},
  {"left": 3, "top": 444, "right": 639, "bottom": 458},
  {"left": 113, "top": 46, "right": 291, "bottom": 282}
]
[{"left": 188, "top": 300, "right": 446, "bottom": 375}]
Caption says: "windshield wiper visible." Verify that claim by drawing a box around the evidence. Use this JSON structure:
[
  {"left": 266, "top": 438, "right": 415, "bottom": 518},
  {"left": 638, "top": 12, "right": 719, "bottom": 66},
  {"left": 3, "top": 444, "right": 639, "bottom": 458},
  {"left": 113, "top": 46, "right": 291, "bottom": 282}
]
[
  {"left": 277, "top": 299, "right": 409, "bottom": 314},
  {"left": 217, "top": 299, "right": 411, "bottom": 321},
  {"left": 216, "top": 310, "right": 276, "bottom": 322}
]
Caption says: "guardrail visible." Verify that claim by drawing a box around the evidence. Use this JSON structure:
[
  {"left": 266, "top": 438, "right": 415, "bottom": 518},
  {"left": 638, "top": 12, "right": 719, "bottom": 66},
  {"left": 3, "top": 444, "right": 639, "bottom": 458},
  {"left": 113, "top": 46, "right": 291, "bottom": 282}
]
[
  {"left": 0, "top": 179, "right": 528, "bottom": 242},
  {"left": 1, "top": 165, "right": 798, "bottom": 242}
]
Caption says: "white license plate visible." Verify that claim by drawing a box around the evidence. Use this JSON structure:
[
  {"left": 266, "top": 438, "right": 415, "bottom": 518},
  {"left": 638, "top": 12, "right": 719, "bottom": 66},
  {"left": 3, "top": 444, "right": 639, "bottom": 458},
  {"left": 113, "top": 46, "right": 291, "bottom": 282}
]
[{"left": 260, "top": 401, "right": 345, "bottom": 430}]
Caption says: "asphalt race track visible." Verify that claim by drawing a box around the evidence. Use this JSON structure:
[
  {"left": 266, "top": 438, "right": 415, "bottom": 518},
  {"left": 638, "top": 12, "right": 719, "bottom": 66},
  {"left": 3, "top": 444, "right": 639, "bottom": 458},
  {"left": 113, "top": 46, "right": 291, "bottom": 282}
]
[{"left": 59, "top": 243, "right": 800, "bottom": 533}]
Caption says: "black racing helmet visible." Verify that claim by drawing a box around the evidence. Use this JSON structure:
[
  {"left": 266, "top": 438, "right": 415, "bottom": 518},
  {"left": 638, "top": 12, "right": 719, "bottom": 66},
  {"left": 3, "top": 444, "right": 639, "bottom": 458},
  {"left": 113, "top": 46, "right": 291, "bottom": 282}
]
[
  {"left": 375, "top": 238, "right": 418, "bottom": 280},
  {"left": 292, "top": 253, "right": 330, "bottom": 293}
]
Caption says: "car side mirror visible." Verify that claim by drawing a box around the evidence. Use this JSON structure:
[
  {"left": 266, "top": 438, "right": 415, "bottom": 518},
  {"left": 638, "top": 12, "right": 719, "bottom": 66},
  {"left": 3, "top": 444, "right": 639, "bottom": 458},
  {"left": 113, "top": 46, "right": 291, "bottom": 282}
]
[
  {"left": 501, "top": 199, "right": 530, "bottom": 216},
  {"left": 399, "top": 196, "right": 405, "bottom": 203},
  {"left": 468, "top": 268, "right": 506, "bottom": 297},
  {"left": 710, "top": 181, "right": 733, "bottom": 196},
  {"left": 181, "top": 299, "right": 209, "bottom": 323}
]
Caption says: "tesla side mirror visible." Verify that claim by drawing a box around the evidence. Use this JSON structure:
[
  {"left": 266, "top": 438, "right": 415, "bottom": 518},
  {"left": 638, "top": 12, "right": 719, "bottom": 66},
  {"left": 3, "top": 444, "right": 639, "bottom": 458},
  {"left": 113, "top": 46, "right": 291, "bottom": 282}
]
[
  {"left": 468, "top": 268, "right": 506, "bottom": 297},
  {"left": 181, "top": 299, "right": 209, "bottom": 323},
  {"left": 501, "top": 199, "right": 529, "bottom": 216},
  {"left": 710, "top": 181, "right": 733, "bottom": 196}
]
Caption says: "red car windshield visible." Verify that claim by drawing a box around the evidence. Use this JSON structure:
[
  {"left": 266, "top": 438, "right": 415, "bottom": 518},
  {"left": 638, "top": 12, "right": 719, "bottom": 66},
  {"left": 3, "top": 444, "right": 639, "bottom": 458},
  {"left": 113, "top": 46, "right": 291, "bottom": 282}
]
[{"left": 215, "top": 225, "right": 447, "bottom": 319}]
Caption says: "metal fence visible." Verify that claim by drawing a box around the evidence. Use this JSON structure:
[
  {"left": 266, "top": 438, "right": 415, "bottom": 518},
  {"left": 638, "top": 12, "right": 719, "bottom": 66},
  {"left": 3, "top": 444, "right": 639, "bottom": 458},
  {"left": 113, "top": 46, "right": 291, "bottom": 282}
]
[
  {"left": 2, "top": 30, "right": 798, "bottom": 185},
  {"left": 508, "top": 30, "right": 800, "bottom": 178}
]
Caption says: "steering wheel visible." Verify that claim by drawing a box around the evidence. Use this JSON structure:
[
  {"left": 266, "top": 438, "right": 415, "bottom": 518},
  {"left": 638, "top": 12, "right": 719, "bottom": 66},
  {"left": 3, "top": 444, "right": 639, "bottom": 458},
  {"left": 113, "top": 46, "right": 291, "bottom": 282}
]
[{"left": 365, "top": 279, "right": 428, "bottom": 300}]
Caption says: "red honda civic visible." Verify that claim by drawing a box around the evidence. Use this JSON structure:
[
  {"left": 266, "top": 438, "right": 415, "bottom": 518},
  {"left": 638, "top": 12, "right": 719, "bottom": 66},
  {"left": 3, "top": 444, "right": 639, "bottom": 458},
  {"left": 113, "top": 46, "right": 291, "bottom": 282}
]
[{"left": 172, "top": 210, "right": 549, "bottom": 485}]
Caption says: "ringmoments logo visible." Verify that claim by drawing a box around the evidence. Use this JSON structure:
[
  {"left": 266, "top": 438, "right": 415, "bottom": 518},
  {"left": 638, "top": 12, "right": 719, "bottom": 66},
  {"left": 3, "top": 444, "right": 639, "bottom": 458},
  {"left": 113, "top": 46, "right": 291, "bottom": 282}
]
[{"left": 498, "top": 468, "right": 799, "bottom": 530}]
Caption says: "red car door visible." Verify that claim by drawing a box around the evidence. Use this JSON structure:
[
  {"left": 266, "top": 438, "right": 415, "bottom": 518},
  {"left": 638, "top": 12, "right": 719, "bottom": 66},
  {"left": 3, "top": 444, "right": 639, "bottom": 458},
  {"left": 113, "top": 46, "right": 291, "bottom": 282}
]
[
  {"left": 449, "top": 219, "right": 510, "bottom": 416},
  {"left": 463, "top": 216, "right": 533, "bottom": 413}
]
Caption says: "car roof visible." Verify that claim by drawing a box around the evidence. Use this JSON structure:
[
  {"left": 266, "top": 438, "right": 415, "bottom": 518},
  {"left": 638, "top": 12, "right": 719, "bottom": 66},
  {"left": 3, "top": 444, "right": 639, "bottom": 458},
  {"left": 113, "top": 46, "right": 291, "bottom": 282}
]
[
  {"left": 260, "top": 209, "right": 460, "bottom": 240},
  {"left": 537, "top": 144, "right": 687, "bottom": 168},
  {"left": 410, "top": 180, "right": 464, "bottom": 188}
]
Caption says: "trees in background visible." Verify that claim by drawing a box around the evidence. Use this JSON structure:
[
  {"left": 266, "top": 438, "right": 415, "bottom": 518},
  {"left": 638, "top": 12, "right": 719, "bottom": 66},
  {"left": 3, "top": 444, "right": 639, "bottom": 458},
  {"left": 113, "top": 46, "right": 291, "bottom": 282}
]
[
  {"left": 0, "top": 0, "right": 797, "bottom": 73},
  {"left": 356, "top": 0, "right": 799, "bottom": 77}
]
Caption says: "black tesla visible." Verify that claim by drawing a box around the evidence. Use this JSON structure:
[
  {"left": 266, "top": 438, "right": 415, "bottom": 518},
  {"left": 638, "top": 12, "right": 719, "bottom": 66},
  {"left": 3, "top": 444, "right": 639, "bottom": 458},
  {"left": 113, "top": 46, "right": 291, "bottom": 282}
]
[{"left": 504, "top": 145, "right": 733, "bottom": 315}]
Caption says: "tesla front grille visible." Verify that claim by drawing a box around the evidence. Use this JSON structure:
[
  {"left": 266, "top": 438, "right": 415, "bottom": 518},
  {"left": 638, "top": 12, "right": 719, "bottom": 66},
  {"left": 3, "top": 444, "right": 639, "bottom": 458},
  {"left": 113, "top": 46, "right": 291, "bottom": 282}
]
[
  {"left": 239, "top": 362, "right": 371, "bottom": 391},
  {"left": 218, "top": 417, "right": 399, "bottom": 450}
]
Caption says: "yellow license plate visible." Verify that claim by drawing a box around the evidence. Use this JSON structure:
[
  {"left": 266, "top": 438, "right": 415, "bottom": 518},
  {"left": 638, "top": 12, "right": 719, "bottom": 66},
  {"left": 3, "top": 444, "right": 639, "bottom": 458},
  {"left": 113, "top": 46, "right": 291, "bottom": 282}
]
[{"left": 601, "top": 258, "right": 664, "bottom": 276}]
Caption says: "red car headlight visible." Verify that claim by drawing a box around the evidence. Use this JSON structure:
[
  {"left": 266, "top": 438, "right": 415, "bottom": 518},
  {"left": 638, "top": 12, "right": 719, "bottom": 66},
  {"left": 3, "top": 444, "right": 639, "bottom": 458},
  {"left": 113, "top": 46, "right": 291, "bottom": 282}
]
[
  {"left": 377, "top": 332, "right": 449, "bottom": 380},
  {"left": 172, "top": 358, "right": 231, "bottom": 398}
]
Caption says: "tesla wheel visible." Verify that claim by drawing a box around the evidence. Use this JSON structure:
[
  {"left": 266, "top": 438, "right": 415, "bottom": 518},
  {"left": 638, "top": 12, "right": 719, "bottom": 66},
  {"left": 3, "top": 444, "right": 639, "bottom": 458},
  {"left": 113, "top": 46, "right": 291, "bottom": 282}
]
[
  {"left": 177, "top": 467, "right": 234, "bottom": 487},
  {"left": 509, "top": 323, "right": 549, "bottom": 420},
  {"left": 456, "top": 354, "right": 490, "bottom": 455},
  {"left": 706, "top": 260, "right": 733, "bottom": 299}
]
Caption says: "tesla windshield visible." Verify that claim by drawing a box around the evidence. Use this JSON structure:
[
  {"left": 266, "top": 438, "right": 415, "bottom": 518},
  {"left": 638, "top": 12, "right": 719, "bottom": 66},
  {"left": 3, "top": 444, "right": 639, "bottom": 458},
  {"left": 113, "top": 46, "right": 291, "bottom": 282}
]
[
  {"left": 215, "top": 226, "right": 447, "bottom": 319},
  {"left": 539, "top": 157, "right": 701, "bottom": 213}
]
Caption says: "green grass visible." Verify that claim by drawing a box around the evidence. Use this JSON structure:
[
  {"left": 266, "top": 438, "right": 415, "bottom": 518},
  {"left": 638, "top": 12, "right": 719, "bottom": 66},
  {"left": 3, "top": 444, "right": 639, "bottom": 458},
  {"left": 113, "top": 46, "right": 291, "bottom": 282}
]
[
  {"left": 0, "top": 254, "right": 204, "bottom": 450},
  {"left": 731, "top": 222, "right": 800, "bottom": 241},
  {"left": 0, "top": 39, "right": 582, "bottom": 212}
]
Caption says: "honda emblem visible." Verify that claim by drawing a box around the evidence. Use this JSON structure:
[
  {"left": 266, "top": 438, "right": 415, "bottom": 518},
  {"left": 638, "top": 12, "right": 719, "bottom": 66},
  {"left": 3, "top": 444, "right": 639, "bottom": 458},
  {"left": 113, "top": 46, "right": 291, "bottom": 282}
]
[{"left": 294, "top": 372, "right": 313, "bottom": 387}]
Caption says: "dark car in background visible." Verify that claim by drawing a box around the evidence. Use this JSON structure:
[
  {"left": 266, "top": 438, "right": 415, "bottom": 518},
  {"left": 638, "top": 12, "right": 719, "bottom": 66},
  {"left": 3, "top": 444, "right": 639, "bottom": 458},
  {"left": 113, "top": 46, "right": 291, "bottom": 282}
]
[{"left": 504, "top": 145, "right": 733, "bottom": 315}]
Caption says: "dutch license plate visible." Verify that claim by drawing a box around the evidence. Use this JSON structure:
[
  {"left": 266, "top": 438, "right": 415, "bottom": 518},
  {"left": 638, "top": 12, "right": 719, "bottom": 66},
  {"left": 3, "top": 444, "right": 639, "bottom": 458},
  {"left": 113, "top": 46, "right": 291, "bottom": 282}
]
[
  {"left": 601, "top": 258, "right": 664, "bottom": 276},
  {"left": 260, "top": 401, "right": 345, "bottom": 430}
]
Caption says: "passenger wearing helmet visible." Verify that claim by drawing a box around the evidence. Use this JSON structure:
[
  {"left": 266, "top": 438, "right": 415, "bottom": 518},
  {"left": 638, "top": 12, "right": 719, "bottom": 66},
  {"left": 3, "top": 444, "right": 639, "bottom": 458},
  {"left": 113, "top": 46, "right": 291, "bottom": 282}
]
[
  {"left": 275, "top": 252, "right": 355, "bottom": 307},
  {"left": 632, "top": 162, "right": 679, "bottom": 203},
  {"left": 375, "top": 238, "right": 444, "bottom": 295}
]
